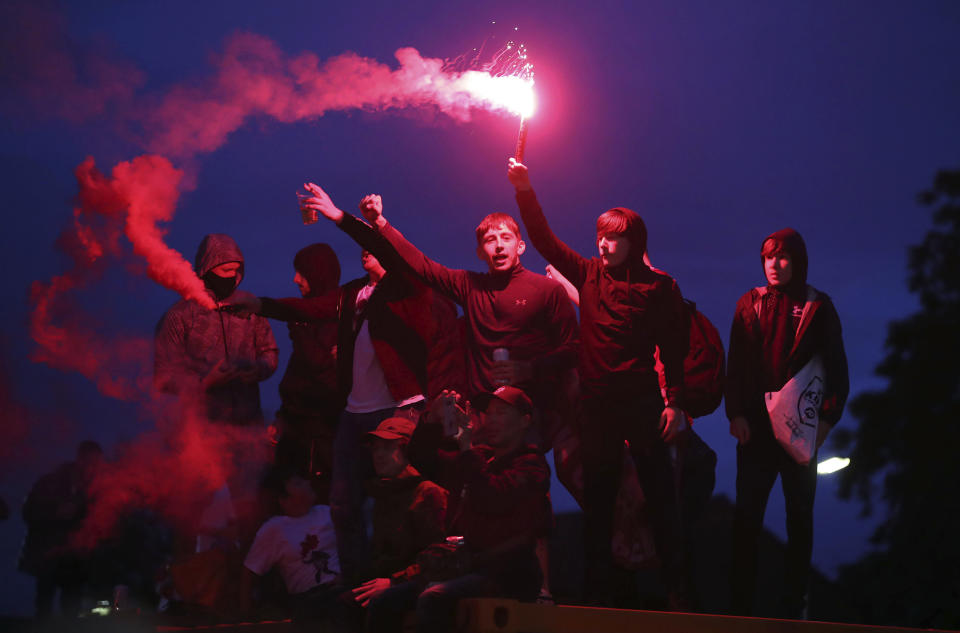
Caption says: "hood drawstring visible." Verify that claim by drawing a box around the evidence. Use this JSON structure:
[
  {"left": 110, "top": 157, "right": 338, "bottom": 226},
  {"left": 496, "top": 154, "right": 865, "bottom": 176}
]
[{"left": 218, "top": 309, "right": 230, "bottom": 361}]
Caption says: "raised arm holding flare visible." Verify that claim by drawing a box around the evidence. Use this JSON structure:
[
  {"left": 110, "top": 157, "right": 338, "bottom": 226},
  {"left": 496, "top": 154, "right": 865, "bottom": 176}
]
[{"left": 508, "top": 157, "right": 690, "bottom": 608}]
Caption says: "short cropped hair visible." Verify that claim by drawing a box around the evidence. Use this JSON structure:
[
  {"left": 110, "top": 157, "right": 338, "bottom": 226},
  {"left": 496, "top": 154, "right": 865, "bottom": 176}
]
[{"left": 475, "top": 213, "right": 522, "bottom": 246}]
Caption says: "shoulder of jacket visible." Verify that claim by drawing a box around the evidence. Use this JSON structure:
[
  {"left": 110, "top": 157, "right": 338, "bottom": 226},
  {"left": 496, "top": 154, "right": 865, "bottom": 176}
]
[{"left": 735, "top": 288, "right": 760, "bottom": 308}]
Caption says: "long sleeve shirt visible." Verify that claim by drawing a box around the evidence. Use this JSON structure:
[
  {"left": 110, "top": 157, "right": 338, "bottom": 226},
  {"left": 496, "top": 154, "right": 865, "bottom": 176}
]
[
  {"left": 515, "top": 189, "right": 686, "bottom": 406},
  {"left": 375, "top": 218, "right": 579, "bottom": 401}
]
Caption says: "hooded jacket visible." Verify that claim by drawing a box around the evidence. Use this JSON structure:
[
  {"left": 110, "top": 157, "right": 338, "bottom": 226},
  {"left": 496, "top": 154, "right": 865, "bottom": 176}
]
[
  {"left": 515, "top": 189, "right": 686, "bottom": 406},
  {"left": 154, "top": 234, "right": 279, "bottom": 424},
  {"left": 259, "top": 214, "right": 465, "bottom": 403},
  {"left": 273, "top": 243, "right": 341, "bottom": 421},
  {"left": 725, "top": 228, "right": 849, "bottom": 433}
]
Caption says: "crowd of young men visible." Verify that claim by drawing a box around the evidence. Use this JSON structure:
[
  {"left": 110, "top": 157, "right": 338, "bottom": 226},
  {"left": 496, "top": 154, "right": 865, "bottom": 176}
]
[{"left": 140, "top": 156, "right": 849, "bottom": 629}]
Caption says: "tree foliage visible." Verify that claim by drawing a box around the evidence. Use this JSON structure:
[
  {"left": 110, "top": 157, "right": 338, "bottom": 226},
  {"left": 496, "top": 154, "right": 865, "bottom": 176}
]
[{"left": 831, "top": 169, "right": 960, "bottom": 628}]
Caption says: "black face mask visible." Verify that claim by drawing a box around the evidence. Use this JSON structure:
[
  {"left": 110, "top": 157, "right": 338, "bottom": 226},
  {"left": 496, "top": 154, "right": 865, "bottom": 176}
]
[{"left": 202, "top": 270, "right": 240, "bottom": 301}]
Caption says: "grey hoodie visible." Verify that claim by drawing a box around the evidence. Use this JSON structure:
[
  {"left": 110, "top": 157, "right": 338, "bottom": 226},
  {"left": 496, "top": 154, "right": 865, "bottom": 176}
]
[{"left": 154, "top": 234, "right": 278, "bottom": 424}]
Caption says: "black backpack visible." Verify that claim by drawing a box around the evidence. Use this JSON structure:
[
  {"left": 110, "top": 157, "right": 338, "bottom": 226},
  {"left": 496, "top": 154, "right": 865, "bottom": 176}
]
[{"left": 680, "top": 299, "right": 726, "bottom": 418}]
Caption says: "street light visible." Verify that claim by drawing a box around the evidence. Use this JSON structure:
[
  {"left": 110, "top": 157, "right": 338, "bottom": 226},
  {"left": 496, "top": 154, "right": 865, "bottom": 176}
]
[{"left": 817, "top": 456, "right": 851, "bottom": 475}]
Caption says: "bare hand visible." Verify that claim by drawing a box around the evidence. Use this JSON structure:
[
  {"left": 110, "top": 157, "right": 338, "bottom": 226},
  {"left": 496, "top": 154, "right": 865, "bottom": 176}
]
[
  {"left": 301, "top": 183, "right": 344, "bottom": 224},
  {"left": 507, "top": 157, "right": 532, "bottom": 191},
  {"left": 428, "top": 390, "right": 471, "bottom": 436},
  {"left": 659, "top": 406, "right": 687, "bottom": 443},
  {"left": 359, "top": 194, "right": 385, "bottom": 227},
  {"left": 546, "top": 265, "right": 580, "bottom": 306},
  {"left": 352, "top": 577, "right": 392, "bottom": 607},
  {"left": 491, "top": 360, "right": 533, "bottom": 386},
  {"left": 729, "top": 415, "right": 751, "bottom": 445}
]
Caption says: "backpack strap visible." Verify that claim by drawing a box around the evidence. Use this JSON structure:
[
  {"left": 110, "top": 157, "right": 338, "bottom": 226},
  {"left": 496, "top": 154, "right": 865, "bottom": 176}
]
[{"left": 751, "top": 286, "right": 767, "bottom": 319}]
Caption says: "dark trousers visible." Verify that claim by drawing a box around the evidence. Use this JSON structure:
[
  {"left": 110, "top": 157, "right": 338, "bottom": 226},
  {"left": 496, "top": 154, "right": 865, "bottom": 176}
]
[
  {"left": 34, "top": 557, "right": 86, "bottom": 617},
  {"left": 366, "top": 557, "right": 540, "bottom": 633},
  {"left": 580, "top": 393, "right": 683, "bottom": 604},
  {"left": 274, "top": 410, "right": 337, "bottom": 505},
  {"left": 366, "top": 574, "right": 496, "bottom": 633},
  {"left": 731, "top": 428, "right": 817, "bottom": 617},
  {"left": 330, "top": 404, "right": 422, "bottom": 583}
]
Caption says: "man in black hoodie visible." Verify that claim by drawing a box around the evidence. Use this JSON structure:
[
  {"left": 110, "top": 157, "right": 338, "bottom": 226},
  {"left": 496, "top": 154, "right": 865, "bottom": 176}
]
[
  {"left": 725, "top": 228, "right": 849, "bottom": 617},
  {"left": 507, "top": 159, "right": 688, "bottom": 607},
  {"left": 267, "top": 243, "right": 343, "bottom": 502}
]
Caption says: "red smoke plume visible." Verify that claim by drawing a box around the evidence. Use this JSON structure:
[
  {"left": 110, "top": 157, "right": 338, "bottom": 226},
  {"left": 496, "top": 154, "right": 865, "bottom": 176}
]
[
  {"left": 28, "top": 28, "right": 531, "bottom": 389},
  {"left": 74, "top": 156, "right": 214, "bottom": 309},
  {"left": 29, "top": 155, "right": 214, "bottom": 400},
  {"left": 145, "top": 33, "right": 532, "bottom": 158},
  {"left": 73, "top": 406, "right": 273, "bottom": 550}
]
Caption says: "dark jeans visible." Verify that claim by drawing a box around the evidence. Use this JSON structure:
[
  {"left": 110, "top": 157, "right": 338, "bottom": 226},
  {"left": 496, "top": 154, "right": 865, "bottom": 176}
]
[
  {"left": 580, "top": 392, "right": 684, "bottom": 604},
  {"left": 289, "top": 582, "right": 352, "bottom": 632},
  {"left": 330, "top": 404, "right": 422, "bottom": 583},
  {"left": 365, "top": 574, "right": 500, "bottom": 633},
  {"left": 730, "top": 427, "right": 817, "bottom": 617},
  {"left": 275, "top": 410, "right": 338, "bottom": 505},
  {"left": 34, "top": 556, "right": 87, "bottom": 617}
]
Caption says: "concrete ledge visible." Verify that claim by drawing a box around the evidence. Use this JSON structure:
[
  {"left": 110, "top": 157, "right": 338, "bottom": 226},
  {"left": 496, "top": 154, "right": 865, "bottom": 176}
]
[{"left": 456, "top": 599, "right": 955, "bottom": 633}]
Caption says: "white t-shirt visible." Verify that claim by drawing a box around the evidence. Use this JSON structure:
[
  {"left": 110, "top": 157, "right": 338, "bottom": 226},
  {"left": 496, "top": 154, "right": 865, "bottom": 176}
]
[
  {"left": 346, "top": 283, "right": 423, "bottom": 413},
  {"left": 244, "top": 505, "right": 339, "bottom": 595}
]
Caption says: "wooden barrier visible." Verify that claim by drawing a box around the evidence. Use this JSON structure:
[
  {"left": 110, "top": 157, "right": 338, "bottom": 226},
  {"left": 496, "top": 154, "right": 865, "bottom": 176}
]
[{"left": 456, "top": 599, "right": 954, "bottom": 633}]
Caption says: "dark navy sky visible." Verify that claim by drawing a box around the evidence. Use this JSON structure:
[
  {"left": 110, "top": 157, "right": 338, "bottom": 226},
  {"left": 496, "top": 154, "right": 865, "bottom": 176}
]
[{"left": 1, "top": 0, "right": 958, "bottom": 616}]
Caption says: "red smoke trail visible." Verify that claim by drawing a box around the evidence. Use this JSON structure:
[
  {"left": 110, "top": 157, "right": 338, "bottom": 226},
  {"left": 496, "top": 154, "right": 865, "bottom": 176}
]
[
  {"left": 144, "top": 33, "right": 536, "bottom": 158},
  {"left": 27, "top": 29, "right": 534, "bottom": 388},
  {"left": 29, "top": 155, "right": 214, "bottom": 400},
  {"left": 73, "top": 405, "right": 273, "bottom": 550},
  {"left": 29, "top": 275, "right": 151, "bottom": 402},
  {"left": 74, "top": 156, "right": 215, "bottom": 310}
]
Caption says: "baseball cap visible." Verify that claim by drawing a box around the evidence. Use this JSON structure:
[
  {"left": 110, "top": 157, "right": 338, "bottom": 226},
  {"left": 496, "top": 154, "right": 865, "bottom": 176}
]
[
  {"left": 365, "top": 417, "right": 417, "bottom": 442},
  {"left": 471, "top": 385, "right": 533, "bottom": 416}
]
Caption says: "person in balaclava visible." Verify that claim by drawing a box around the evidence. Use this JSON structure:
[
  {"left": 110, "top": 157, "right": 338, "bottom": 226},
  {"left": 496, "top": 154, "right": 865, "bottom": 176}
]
[
  {"left": 508, "top": 158, "right": 689, "bottom": 609},
  {"left": 265, "top": 243, "right": 343, "bottom": 503},
  {"left": 726, "top": 228, "right": 848, "bottom": 618},
  {"left": 154, "top": 233, "right": 279, "bottom": 425}
]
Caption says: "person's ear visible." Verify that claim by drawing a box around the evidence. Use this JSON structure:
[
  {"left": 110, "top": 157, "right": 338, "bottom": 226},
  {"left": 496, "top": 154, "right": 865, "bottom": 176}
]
[
  {"left": 476, "top": 245, "right": 486, "bottom": 263},
  {"left": 517, "top": 240, "right": 526, "bottom": 256}
]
